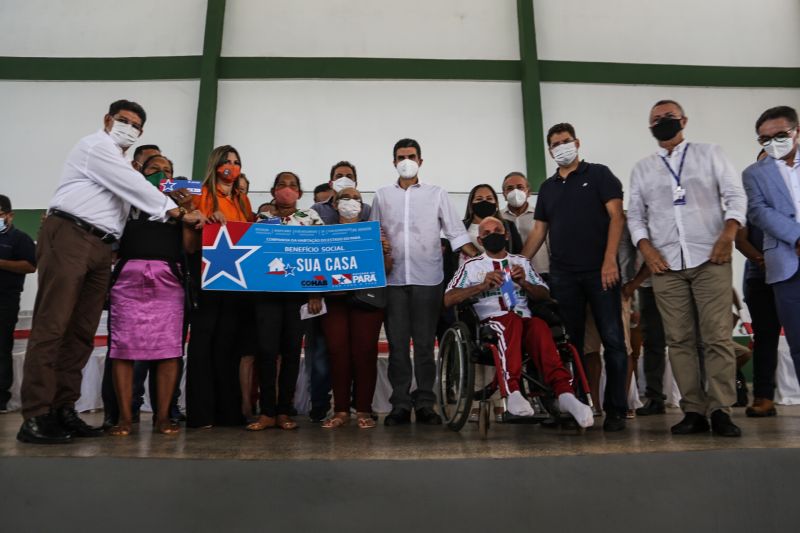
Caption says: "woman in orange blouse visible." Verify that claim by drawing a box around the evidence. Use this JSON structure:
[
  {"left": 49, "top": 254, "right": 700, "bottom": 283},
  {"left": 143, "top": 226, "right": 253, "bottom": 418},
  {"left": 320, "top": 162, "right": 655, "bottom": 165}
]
[{"left": 186, "top": 145, "right": 254, "bottom": 428}]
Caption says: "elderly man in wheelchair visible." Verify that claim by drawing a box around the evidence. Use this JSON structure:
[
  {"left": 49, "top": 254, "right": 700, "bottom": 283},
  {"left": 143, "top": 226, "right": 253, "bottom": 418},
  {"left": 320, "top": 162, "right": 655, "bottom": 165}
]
[{"left": 442, "top": 217, "right": 594, "bottom": 429}]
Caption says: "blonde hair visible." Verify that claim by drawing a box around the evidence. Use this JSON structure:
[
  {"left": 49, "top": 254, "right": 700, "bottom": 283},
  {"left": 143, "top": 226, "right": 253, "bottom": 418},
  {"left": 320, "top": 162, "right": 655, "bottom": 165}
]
[{"left": 202, "top": 145, "right": 248, "bottom": 216}]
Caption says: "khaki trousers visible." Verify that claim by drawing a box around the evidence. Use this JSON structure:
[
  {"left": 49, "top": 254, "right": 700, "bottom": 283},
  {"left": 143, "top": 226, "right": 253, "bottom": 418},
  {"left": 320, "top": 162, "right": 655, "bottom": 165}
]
[
  {"left": 652, "top": 261, "right": 735, "bottom": 416},
  {"left": 21, "top": 216, "right": 111, "bottom": 419}
]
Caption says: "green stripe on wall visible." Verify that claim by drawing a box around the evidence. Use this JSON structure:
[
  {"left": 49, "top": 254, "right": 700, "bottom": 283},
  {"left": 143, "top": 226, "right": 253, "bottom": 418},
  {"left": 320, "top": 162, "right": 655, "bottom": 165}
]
[
  {"left": 10, "top": 209, "right": 45, "bottom": 239},
  {"left": 1, "top": 56, "right": 798, "bottom": 88},
  {"left": 191, "top": 0, "right": 227, "bottom": 180},
  {"left": 539, "top": 61, "right": 800, "bottom": 88},
  {"left": 0, "top": 56, "right": 201, "bottom": 81},
  {"left": 516, "top": 0, "right": 547, "bottom": 190},
  {"left": 218, "top": 57, "right": 520, "bottom": 81}
]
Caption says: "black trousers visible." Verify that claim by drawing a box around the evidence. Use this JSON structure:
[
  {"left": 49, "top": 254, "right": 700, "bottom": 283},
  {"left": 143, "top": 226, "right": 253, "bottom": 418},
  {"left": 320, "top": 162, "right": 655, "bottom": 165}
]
[
  {"left": 186, "top": 291, "right": 244, "bottom": 427},
  {"left": 744, "top": 276, "right": 782, "bottom": 400},
  {"left": 0, "top": 293, "right": 20, "bottom": 407},
  {"left": 254, "top": 293, "right": 304, "bottom": 417}
]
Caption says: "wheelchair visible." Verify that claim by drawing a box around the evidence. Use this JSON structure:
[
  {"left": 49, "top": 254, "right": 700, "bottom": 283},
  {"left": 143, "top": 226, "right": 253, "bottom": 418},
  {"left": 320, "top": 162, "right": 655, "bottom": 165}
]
[{"left": 437, "top": 299, "right": 593, "bottom": 438}]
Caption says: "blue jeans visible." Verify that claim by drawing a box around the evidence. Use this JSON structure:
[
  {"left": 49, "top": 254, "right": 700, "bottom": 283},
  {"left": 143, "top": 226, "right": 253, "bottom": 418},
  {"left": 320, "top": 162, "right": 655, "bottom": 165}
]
[
  {"left": 548, "top": 269, "right": 628, "bottom": 415},
  {"left": 304, "top": 317, "right": 331, "bottom": 412}
]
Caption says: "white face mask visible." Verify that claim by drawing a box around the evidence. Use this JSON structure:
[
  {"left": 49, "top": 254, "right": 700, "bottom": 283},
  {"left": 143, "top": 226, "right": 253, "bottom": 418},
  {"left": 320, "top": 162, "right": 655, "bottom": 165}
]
[
  {"left": 396, "top": 159, "right": 419, "bottom": 180},
  {"left": 108, "top": 120, "right": 140, "bottom": 149},
  {"left": 765, "top": 135, "right": 796, "bottom": 160},
  {"left": 337, "top": 198, "right": 362, "bottom": 219},
  {"left": 0, "top": 217, "right": 7, "bottom": 233},
  {"left": 332, "top": 177, "right": 356, "bottom": 193},
  {"left": 551, "top": 142, "right": 578, "bottom": 167},
  {"left": 506, "top": 189, "right": 527, "bottom": 208}
]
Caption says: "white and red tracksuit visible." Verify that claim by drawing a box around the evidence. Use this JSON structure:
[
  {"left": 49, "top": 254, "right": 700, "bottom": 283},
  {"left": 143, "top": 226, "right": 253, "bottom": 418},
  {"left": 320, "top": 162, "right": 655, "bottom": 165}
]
[{"left": 446, "top": 253, "right": 573, "bottom": 397}]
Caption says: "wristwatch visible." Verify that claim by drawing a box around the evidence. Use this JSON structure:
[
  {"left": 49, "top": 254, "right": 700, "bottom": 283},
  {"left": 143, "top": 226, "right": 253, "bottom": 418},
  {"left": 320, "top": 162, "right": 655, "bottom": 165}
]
[{"left": 177, "top": 207, "right": 187, "bottom": 221}]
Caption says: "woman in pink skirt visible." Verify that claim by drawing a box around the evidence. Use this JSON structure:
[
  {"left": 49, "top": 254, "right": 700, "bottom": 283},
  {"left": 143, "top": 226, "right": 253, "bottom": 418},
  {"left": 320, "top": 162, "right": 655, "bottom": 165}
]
[{"left": 108, "top": 155, "right": 203, "bottom": 436}]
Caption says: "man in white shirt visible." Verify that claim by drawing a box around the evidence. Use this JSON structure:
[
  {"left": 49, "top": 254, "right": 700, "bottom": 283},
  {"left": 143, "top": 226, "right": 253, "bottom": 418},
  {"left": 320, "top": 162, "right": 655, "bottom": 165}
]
[
  {"left": 499, "top": 171, "right": 550, "bottom": 279},
  {"left": 370, "top": 138, "right": 477, "bottom": 425},
  {"left": 628, "top": 99, "right": 746, "bottom": 437},
  {"left": 444, "top": 217, "right": 594, "bottom": 427},
  {"left": 18, "top": 100, "right": 205, "bottom": 445}
]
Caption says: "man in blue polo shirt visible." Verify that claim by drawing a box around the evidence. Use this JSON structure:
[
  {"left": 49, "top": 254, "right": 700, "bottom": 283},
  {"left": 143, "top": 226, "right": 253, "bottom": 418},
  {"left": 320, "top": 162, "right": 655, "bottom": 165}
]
[
  {"left": 0, "top": 195, "right": 36, "bottom": 413},
  {"left": 522, "top": 123, "right": 628, "bottom": 431}
]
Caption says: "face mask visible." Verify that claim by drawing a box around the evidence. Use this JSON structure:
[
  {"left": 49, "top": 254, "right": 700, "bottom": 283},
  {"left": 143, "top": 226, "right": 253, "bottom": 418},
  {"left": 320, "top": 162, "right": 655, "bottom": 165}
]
[
  {"left": 337, "top": 198, "right": 362, "bottom": 219},
  {"left": 396, "top": 159, "right": 419, "bottom": 179},
  {"left": 481, "top": 232, "right": 506, "bottom": 254},
  {"left": 274, "top": 187, "right": 299, "bottom": 206},
  {"left": 332, "top": 177, "right": 356, "bottom": 193},
  {"left": 144, "top": 171, "right": 166, "bottom": 188},
  {"left": 472, "top": 200, "right": 497, "bottom": 219},
  {"left": 506, "top": 189, "right": 527, "bottom": 208},
  {"left": 551, "top": 142, "right": 578, "bottom": 167},
  {"left": 216, "top": 163, "right": 241, "bottom": 184},
  {"left": 109, "top": 120, "right": 140, "bottom": 149},
  {"left": 650, "top": 118, "right": 683, "bottom": 142},
  {"left": 765, "top": 135, "right": 796, "bottom": 160},
  {"left": 0, "top": 217, "right": 7, "bottom": 233}
]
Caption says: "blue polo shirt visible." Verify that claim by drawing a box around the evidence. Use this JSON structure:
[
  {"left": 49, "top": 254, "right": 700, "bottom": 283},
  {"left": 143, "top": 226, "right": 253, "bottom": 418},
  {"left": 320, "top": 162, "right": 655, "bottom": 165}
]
[
  {"left": 0, "top": 226, "right": 36, "bottom": 296},
  {"left": 534, "top": 161, "right": 623, "bottom": 272}
]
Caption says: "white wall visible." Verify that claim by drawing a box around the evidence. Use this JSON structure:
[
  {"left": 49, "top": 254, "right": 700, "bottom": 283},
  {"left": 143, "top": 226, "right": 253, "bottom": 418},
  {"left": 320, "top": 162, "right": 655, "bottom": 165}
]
[
  {"left": 0, "top": 0, "right": 205, "bottom": 57},
  {"left": 0, "top": 81, "right": 200, "bottom": 209},
  {"left": 214, "top": 79, "right": 527, "bottom": 195},
  {"left": 222, "top": 0, "right": 519, "bottom": 59},
  {"left": 533, "top": 0, "right": 800, "bottom": 67}
]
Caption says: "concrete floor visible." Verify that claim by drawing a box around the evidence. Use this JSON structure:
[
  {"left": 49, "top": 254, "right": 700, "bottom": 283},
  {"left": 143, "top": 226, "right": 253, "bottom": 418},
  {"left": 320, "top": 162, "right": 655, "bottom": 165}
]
[{"left": 2, "top": 406, "right": 800, "bottom": 461}]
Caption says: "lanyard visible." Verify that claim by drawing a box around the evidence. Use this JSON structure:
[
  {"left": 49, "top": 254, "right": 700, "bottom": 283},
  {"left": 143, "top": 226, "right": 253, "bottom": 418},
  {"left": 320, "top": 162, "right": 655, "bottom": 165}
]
[{"left": 659, "top": 143, "right": 690, "bottom": 188}]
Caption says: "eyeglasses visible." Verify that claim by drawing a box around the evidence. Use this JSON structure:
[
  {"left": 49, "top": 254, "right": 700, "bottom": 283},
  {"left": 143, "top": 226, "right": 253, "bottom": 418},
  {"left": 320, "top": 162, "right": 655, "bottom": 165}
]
[
  {"left": 757, "top": 129, "right": 796, "bottom": 147},
  {"left": 113, "top": 115, "right": 143, "bottom": 132}
]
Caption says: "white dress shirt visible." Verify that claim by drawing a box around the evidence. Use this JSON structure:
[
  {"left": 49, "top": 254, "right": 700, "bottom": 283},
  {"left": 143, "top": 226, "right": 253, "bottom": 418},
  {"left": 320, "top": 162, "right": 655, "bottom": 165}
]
[
  {"left": 501, "top": 198, "right": 551, "bottom": 274},
  {"left": 627, "top": 140, "right": 746, "bottom": 270},
  {"left": 370, "top": 180, "right": 471, "bottom": 286},
  {"left": 775, "top": 149, "right": 800, "bottom": 220},
  {"left": 49, "top": 129, "right": 173, "bottom": 238}
]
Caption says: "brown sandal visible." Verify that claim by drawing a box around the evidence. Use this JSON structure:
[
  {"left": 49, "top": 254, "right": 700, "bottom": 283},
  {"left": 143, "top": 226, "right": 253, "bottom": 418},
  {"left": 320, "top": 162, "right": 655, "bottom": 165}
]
[
  {"left": 156, "top": 420, "right": 181, "bottom": 435},
  {"left": 322, "top": 412, "right": 350, "bottom": 429},
  {"left": 356, "top": 413, "right": 376, "bottom": 429},
  {"left": 108, "top": 424, "right": 132, "bottom": 437},
  {"left": 246, "top": 415, "right": 276, "bottom": 431},
  {"left": 276, "top": 415, "right": 298, "bottom": 430}
]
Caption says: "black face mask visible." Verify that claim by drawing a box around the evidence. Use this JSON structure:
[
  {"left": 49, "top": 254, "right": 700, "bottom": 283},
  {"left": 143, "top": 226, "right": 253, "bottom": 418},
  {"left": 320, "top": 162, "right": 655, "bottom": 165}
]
[
  {"left": 472, "top": 200, "right": 497, "bottom": 219},
  {"left": 650, "top": 117, "right": 683, "bottom": 141},
  {"left": 481, "top": 232, "right": 506, "bottom": 253}
]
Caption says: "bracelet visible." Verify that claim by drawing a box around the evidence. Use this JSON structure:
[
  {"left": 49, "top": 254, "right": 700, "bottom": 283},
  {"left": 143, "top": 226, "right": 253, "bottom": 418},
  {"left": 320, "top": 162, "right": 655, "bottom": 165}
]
[{"left": 177, "top": 207, "right": 187, "bottom": 221}]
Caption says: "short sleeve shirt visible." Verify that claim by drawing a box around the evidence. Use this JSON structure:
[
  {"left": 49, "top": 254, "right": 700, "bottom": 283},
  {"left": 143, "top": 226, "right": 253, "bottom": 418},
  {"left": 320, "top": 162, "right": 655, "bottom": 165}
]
[
  {"left": 198, "top": 185, "right": 254, "bottom": 222},
  {"left": 446, "top": 253, "right": 547, "bottom": 320},
  {"left": 0, "top": 226, "right": 36, "bottom": 296},
  {"left": 534, "top": 161, "right": 623, "bottom": 272}
]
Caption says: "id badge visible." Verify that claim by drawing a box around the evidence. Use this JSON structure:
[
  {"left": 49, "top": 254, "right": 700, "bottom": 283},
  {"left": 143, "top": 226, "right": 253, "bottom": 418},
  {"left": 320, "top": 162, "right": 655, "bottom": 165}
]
[{"left": 673, "top": 186, "right": 686, "bottom": 206}]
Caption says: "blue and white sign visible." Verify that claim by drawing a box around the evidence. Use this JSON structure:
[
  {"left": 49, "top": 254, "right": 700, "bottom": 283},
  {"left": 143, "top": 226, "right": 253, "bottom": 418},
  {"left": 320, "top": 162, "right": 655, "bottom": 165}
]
[
  {"left": 159, "top": 179, "right": 203, "bottom": 195},
  {"left": 201, "top": 221, "right": 387, "bottom": 292}
]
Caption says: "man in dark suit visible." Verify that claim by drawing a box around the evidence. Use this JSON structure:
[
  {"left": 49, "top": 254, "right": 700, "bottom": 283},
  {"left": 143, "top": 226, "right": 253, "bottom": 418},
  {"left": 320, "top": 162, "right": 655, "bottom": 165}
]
[{"left": 742, "top": 105, "right": 800, "bottom": 396}]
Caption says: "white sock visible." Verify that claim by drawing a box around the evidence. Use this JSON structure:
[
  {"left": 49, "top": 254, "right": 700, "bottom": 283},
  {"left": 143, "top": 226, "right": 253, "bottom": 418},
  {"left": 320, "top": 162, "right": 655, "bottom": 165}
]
[
  {"left": 507, "top": 390, "right": 535, "bottom": 417},
  {"left": 558, "top": 392, "right": 594, "bottom": 428}
]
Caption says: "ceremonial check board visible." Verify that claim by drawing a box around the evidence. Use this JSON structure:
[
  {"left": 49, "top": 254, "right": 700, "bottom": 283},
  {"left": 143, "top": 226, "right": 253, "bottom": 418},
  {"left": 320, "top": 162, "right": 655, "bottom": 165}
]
[{"left": 200, "top": 221, "right": 387, "bottom": 292}]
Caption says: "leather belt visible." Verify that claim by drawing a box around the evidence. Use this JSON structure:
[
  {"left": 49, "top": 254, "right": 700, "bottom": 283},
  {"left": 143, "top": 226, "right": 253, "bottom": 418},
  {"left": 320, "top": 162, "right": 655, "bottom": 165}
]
[{"left": 49, "top": 209, "right": 117, "bottom": 244}]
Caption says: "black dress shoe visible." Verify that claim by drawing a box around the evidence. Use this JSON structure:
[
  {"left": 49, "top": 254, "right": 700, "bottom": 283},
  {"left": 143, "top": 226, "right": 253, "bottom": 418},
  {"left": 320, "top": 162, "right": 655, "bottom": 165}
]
[
  {"left": 55, "top": 406, "right": 104, "bottom": 438},
  {"left": 384, "top": 408, "right": 411, "bottom": 426},
  {"left": 670, "top": 412, "right": 710, "bottom": 435},
  {"left": 415, "top": 407, "right": 443, "bottom": 425},
  {"left": 17, "top": 415, "right": 73, "bottom": 444},
  {"left": 635, "top": 398, "right": 666, "bottom": 416},
  {"left": 602, "top": 412, "right": 626, "bottom": 432},
  {"left": 102, "top": 417, "right": 118, "bottom": 430},
  {"left": 710, "top": 410, "right": 742, "bottom": 437}
]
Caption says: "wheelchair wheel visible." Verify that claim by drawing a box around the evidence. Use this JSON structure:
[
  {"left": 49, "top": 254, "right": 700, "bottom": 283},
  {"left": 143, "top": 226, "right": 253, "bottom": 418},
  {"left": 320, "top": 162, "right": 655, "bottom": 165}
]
[{"left": 437, "top": 322, "right": 475, "bottom": 431}]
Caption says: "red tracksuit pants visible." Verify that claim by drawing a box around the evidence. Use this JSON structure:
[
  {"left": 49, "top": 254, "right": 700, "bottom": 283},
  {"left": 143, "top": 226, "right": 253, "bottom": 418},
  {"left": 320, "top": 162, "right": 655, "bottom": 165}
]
[{"left": 484, "top": 312, "right": 573, "bottom": 397}]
